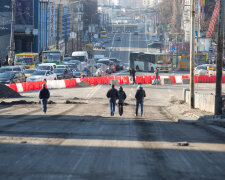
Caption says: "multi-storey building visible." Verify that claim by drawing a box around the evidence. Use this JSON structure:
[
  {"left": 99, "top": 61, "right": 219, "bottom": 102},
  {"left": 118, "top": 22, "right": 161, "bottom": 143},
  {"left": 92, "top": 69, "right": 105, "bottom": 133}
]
[{"left": 0, "top": 0, "right": 11, "bottom": 60}]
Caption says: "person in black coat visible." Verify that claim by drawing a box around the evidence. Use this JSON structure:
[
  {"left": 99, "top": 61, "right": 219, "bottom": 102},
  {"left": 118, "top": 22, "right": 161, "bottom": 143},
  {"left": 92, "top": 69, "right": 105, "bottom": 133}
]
[
  {"left": 135, "top": 85, "right": 146, "bottom": 116},
  {"left": 106, "top": 84, "right": 118, "bottom": 116},
  {"left": 117, "top": 86, "right": 126, "bottom": 116},
  {"left": 39, "top": 84, "right": 50, "bottom": 114},
  {"left": 131, "top": 68, "right": 136, "bottom": 84},
  {"left": 153, "top": 68, "right": 159, "bottom": 85}
]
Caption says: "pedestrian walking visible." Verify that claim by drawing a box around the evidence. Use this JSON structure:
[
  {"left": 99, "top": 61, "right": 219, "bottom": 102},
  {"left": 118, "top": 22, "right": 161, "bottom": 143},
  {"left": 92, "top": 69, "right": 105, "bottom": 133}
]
[
  {"left": 106, "top": 84, "right": 118, "bottom": 116},
  {"left": 135, "top": 85, "right": 146, "bottom": 117},
  {"left": 153, "top": 68, "right": 159, "bottom": 85},
  {"left": 39, "top": 84, "right": 50, "bottom": 114},
  {"left": 131, "top": 68, "right": 136, "bottom": 84},
  {"left": 118, "top": 86, "right": 126, "bottom": 116}
]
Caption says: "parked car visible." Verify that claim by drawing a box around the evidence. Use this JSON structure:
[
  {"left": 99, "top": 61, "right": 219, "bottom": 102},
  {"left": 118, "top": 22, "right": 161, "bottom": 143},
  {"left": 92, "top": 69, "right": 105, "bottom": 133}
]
[
  {"left": 82, "top": 67, "right": 92, "bottom": 77},
  {"left": 103, "top": 38, "right": 111, "bottom": 43},
  {"left": 95, "top": 68, "right": 106, "bottom": 77},
  {"left": 0, "top": 66, "right": 25, "bottom": 73},
  {"left": 23, "top": 69, "right": 37, "bottom": 78},
  {"left": 53, "top": 68, "right": 73, "bottom": 79},
  {"left": 72, "top": 68, "right": 81, "bottom": 78},
  {"left": 68, "top": 60, "right": 81, "bottom": 65},
  {"left": 115, "top": 36, "right": 121, "bottom": 41},
  {"left": 36, "top": 63, "right": 56, "bottom": 71},
  {"left": 65, "top": 63, "right": 78, "bottom": 70},
  {"left": 0, "top": 71, "right": 26, "bottom": 84},
  {"left": 62, "top": 56, "right": 72, "bottom": 63},
  {"left": 109, "top": 58, "right": 123, "bottom": 71},
  {"left": 147, "top": 41, "right": 163, "bottom": 48},
  {"left": 56, "top": 65, "right": 70, "bottom": 70},
  {"left": 97, "top": 59, "right": 115, "bottom": 74},
  {"left": 26, "top": 70, "right": 57, "bottom": 82},
  {"left": 195, "top": 64, "right": 216, "bottom": 76}
]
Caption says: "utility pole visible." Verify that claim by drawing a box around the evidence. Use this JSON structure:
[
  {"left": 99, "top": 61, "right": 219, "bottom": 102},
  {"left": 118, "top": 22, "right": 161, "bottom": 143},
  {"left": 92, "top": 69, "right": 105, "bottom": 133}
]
[
  {"left": 215, "top": 0, "right": 225, "bottom": 115},
  {"left": 190, "top": 0, "right": 195, "bottom": 109},
  {"left": 56, "top": 4, "right": 60, "bottom": 50},
  {"left": 8, "top": 0, "right": 15, "bottom": 66},
  {"left": 176, "top": 33, "right": 178, "bottom": 68}
]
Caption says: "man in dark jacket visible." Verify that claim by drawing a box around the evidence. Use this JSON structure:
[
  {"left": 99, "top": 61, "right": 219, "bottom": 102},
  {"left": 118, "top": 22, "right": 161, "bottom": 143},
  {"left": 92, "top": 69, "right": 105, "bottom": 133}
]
[
  {"left": 39, "top": 84, "right": 50, "bottom": 114},
  {"left": 153, "top": 68, "right": 159, "bottom": 85},
  {"left": 106, "top": 84, "right": 118, "bottom": 116},
  {"left": 118, "top": 86, "right": 126, "bottom": 116},
  {"left": 131, "top": 68, "right": 136, "bottom": 84},
  {"left": 135, "top": 85, "right": 146, "bottom": 116}
]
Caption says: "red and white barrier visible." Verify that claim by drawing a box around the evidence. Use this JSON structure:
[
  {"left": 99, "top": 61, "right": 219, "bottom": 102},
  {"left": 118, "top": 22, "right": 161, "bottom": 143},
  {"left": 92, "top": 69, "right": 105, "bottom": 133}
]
[
  {"left": 7, "top": 75, "right": 225, "bottom": 92},
  {"left": 7, "top": 78, "right": 77, "bottom": 92}
]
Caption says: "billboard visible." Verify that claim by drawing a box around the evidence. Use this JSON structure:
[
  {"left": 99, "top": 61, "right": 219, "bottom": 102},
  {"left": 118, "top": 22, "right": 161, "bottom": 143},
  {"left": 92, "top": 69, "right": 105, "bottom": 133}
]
[
  {"left": 15, "top": 0, "right": 34, "bottom": 25},
  {"left": 49, "top": 3, "right": 56, "bottom": 38}
]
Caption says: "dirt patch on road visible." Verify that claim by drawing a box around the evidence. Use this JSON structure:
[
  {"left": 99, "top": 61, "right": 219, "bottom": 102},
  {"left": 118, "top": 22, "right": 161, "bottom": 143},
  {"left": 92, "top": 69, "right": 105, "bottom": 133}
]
[
  {"left": 0, "top": 83, "right": 21, "bottom": 98},
  {"left": 0, "top": 100, "right": 37, "bottom": 105},
  {"left": 65, "top": 100, "right": 87, "bottom": 104}
]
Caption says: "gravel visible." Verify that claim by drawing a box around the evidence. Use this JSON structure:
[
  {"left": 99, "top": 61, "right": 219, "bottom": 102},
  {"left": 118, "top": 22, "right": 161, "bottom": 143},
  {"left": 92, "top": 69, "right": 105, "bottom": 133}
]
[{"left": 0, "top": 83, "right": 21, "bottom": 98}]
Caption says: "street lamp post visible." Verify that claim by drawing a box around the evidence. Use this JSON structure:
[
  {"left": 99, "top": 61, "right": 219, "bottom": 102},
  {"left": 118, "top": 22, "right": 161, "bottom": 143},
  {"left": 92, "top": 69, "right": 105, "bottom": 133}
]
[
  {"left": 90, "top": 13, "right": 98, "bottom": 43},
  {"left": 8, "top": 0, "right": 15, "bottom": 66}
]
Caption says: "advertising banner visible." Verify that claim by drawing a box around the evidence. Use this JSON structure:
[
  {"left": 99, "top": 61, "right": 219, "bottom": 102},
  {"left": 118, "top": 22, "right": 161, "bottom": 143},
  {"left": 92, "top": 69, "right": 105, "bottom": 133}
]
[
  {"left": 15, "top": 0, "right": 33, "bottom": 25},
  {"left": 49, "top": 3, "right": 56, "bottom": 38}
]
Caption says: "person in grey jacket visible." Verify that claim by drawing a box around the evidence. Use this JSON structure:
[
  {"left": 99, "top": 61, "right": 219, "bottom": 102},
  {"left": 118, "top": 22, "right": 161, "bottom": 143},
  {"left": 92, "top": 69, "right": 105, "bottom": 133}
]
[
  {"left": 135, "top": 85, "right": 146, "bottom": 116},
  {"left": 39, "top": 84, "right": 50, "bottom": 114}
]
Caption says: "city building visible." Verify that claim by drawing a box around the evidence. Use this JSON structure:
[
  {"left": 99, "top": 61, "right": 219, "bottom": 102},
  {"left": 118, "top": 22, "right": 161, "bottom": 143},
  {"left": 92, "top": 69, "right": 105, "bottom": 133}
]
[{"left": 0, "top": 0, "right": 11, "bottom": 61}]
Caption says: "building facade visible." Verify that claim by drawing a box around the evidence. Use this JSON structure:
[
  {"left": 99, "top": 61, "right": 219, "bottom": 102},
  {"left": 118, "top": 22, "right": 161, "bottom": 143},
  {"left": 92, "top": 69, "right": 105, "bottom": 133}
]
[{"left": 0, "top": 0, "right": 11, "bottom": 61}]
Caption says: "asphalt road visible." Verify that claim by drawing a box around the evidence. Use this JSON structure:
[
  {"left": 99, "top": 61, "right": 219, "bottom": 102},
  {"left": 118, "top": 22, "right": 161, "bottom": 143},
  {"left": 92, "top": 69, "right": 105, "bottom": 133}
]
[
  {"left": 0, "top": 84, "right": 225, "bottom": 179},
  {"left": 0, "top": 33, "right": 225, "bottom": 179},
  {"left": 94, "top": 33, "right": 151, "bottom": 64},
  {"left": 94, "top": 33, "right": 189, "bottom": 76}
]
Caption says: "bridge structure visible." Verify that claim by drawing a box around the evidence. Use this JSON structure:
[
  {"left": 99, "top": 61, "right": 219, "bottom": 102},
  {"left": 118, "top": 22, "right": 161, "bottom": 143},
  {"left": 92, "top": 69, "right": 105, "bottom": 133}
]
[{"left": 108, "top": 23, "right": 138, "bottom": 32}]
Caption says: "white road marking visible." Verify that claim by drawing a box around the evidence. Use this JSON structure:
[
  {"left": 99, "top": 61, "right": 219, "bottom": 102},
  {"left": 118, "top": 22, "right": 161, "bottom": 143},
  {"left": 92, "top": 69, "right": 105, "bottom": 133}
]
[
  {"left": 86, "top": 85, "right": 102, "bottom": 102},
  {"left": 109, "top": 33, "right": 116, "bottom": 58},
  {"left": 128, "top": 33, "right": 132, "bottom": 63}
]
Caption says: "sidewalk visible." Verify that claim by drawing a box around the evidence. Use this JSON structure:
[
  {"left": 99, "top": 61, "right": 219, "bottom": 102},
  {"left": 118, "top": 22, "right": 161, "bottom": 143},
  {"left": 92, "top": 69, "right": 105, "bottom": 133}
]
[{"left": 162, "top": 99, "right": 225, "bottom": 137}]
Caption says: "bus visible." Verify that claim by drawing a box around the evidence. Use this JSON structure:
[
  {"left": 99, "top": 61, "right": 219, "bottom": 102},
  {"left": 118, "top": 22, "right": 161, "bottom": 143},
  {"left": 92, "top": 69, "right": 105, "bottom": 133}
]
[
  {"left": 99, "top": 31, "right": 107, "bottom": 38},
  {"left": 179, "top": 53, "right": 208, "bottom": 70},
  {"left": 129, "top": 52, "right": 172, "bottom": 72},
  {"left": 15, "top": 53, "right": 40, "bottom": 69},
  {"left": 42, "top": 50, "right": 61, "bottom": 65}
]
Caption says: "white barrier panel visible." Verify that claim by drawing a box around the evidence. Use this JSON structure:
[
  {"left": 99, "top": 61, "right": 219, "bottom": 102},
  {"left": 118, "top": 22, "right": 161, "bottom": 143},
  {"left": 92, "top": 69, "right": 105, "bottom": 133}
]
[
  {"left": 175, "top": 76, "right": 183, "bottom": 84},
  {"left": 76, "top": 78, "right": 81, "bottom": 83},
  {"left": 16, "top": 83, "right": 24, "bottom": 92},
  {"left": 47, "top": 80, "right": 66, "bottom": 89}
]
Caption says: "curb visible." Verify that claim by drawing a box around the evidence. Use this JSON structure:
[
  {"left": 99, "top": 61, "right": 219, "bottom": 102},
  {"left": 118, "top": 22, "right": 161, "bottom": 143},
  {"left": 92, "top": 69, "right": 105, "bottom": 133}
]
[
  {"left": 161, "top": 107, "right": 225, "bottom": 138},
  {"left": 161, "top": 107, "right": 179, "bottom": 122}
]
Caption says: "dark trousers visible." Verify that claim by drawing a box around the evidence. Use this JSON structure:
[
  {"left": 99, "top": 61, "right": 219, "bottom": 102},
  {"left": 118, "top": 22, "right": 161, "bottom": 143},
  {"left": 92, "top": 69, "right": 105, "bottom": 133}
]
[
  {"left": 41, "top": 99, "right": 48, "bottom": 113},
  {"left": 136, "top": 100, "right": 144, "bottom": 116},
  {"left": 133, "top": 75, "right": 135, "bottom": 84},
  {"left": 118, "top": 103, "right": 123, "bottom": 116},
  {"left": 109, "top": 100, "right": 116, "bottom": 115}
]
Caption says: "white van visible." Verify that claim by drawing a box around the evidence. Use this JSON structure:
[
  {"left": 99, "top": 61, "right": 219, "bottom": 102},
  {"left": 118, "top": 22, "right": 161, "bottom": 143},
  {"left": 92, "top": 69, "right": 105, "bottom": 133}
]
[
  {"left": 72, "top": 51, "right": 88, "bottom": 71},
  {"left": 72, "top": 51, "right": 88, "bottom": 63}
]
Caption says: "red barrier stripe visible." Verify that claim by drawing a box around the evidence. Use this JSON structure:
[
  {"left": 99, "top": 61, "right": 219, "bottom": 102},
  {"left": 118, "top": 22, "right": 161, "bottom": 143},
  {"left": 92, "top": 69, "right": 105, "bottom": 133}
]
[
  {"left": 64, "top": 78, "right": 77, "bottom": 88},
  {"left": 8, "top": 83, "right": 18, "bottom": 92}
]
